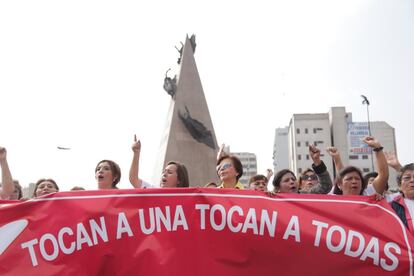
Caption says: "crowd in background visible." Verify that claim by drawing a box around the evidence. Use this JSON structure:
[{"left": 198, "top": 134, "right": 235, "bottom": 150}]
[{"left": 1, "top": 134, "right": 413, "bottom": 234}]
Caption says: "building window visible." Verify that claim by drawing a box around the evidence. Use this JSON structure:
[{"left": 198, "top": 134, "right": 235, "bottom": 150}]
[
  {"left": 296, "top": 128, "right": 300, "bottom": 134},
  {"left": 313, "top": 128, "right": 317, "bottom": 134},
  {"left": 306, "top": 154, "right": 309, "bottom": 160},
  {"left": 297, "top": 141, "right": 301, "bottom": 147},
  {"left": 363, "top": 168, "right": 370, "bottom": 173},
  {"left": 349, "top": 155, "right": 359, "bottom": 160},
  {"left": 298, "top": 168, "right": 302, "bottom": 173},
  {"left": 305, "top": 141, "right": 309, "bottom": 147},
  {"left": 362, "top": 155, "right": 368, "bottom": 159},
  {"left": 305, "top": 128, "right": 308, "bottom": 134},
  {"left": 314, "top": 141, "right": 317, "bottom": 146},
  {"left": 298, "top": 154, "right": 301, "bottom": 160}
]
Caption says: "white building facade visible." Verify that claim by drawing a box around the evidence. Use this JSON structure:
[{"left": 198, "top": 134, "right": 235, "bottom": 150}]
[
  {"left": 273, "top": 127, "right": 289, "bottom": 174},
  {"left": 274, "top": 107, "right": 398, "bottom": 190},
  {"left": 232, "top": 152, "right": 257, "bottom": 187},
  {"left": 288, "top": 113, "right": 334, "bottom": 177}
]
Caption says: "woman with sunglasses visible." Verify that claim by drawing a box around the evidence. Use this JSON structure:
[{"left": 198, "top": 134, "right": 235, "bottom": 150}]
[
  {"left": 360, "top": 151, "right": 414, "bottom": 233},
  {"left": 388, "top": 163, "right": 414, "bottom": 233},
  {"left": 273, "top": 145, "right": 332, "bottom": 194},
  {"left": 216, "top": 154, "right": 244, "bottom": 189},
  {"left": 300, "top": 145, "right": 333, "bottom": 194},
  {"left": 298, "top": 169, "right": 319, "bottom": 191}
]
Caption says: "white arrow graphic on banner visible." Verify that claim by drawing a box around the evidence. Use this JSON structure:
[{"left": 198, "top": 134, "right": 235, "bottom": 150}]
[{"left": 0, "top": 219, "right": 28, "bottom": 255}]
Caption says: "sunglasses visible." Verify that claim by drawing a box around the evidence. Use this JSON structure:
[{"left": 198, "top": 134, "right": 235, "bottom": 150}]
[
  {"left": 300, "top": 175, "right": 318, "bottom": 181},
  {"left": 216, "top": 162, "right": 232, "bottom": 172}
]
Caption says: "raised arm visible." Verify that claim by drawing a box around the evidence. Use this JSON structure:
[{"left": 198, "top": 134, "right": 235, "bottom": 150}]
[
  {"left": 265, "top": 169, "right": 273, "bottom": 183},
  {"left": 129, "top": 135, "right": 143, "bottom": 188},
  {"left": 217, "top": 143, "right": 227, "bottom": 162},
  {"left": 384, "top": 150, "right": 402, "bottom": 172},
  {"left": 363, "top": 136, "right": 389, "bottom": 195},
  {"left": 307, "top": 145, "right": 332, "bottom": 194},
  {"left": 326, "top": 147, "right": 344, "bottom": 172},
  {"left": 0, "top": 147, "right": 14, "bottom": 199}
]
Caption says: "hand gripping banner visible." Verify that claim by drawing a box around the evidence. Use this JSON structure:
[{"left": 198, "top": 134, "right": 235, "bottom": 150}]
[{"left": 0, "top": 188, "right": 412, "bottom": 275}]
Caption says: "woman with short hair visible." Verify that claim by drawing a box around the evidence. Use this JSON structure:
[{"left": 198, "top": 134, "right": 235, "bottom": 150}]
[
  {"left": 333, "top": 136, "right": 388, "bottom": 196},
  {"left": 33, "top": 178, "right": 59, "bottom": 197},
  {"left": 129, "top": 135, "right": 189, "bottom": 188},
  {"left": 273, "top": 145, "right": 332, "bottom": 194},
  {"left": 216, "top": 154, "right": 244, "bottom": 189},
  {"left": 95, "top": 160, "right": 121, "bottom": 189},
  {"left": 273, "top": 169, "right": 298, "bottom": 193}
]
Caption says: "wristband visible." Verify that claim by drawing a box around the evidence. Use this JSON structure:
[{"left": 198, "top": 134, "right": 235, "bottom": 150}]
[{"left": 373, "top": 146, "right": 384, "bottom": 152}]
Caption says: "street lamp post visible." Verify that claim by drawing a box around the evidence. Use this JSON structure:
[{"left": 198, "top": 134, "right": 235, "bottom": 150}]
[{"left": 361, "top": 95, "right": 375, "bottom": 172}]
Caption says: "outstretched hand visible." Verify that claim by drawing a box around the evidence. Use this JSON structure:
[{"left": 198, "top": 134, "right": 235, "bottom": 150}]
[
  {"left": 384, "top": 150, "right": 402, "bottom": 170},
  {"left": 132, "top": 135, "right": 141, "bottom": 154}
]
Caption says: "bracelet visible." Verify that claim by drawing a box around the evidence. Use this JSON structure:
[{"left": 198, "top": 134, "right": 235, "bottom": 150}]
[{"left": 373, "top": 146, "right": 384, "bottom": 152}]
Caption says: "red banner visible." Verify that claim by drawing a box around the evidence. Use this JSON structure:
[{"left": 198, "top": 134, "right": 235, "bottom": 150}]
[{"left": 0, "top": 188, "right": 412, "bottom": 275}]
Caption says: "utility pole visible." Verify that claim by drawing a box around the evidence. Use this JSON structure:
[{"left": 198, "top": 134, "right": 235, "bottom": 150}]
[{"left": 361, "top": 95, "right": 375, "bottom": 172}]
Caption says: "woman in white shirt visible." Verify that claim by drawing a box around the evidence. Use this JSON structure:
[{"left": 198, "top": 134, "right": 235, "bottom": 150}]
[{"left": 129, "top": 135, "right": 189, "bottom": 188}]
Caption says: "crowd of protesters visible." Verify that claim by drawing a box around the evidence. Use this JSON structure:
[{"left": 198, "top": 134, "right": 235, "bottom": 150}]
[{"left": 1, "top": 134, "right": 413, "bottom": 234}]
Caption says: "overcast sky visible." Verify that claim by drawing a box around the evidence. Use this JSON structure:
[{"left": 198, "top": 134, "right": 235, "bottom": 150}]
[{"left": 1, "top": 0, "right": 413, "bottom": 191}]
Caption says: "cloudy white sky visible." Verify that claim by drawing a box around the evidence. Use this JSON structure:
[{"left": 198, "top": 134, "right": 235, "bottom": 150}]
[{"left": 1, "top": 0, "right": 413, "bottom": 191}]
